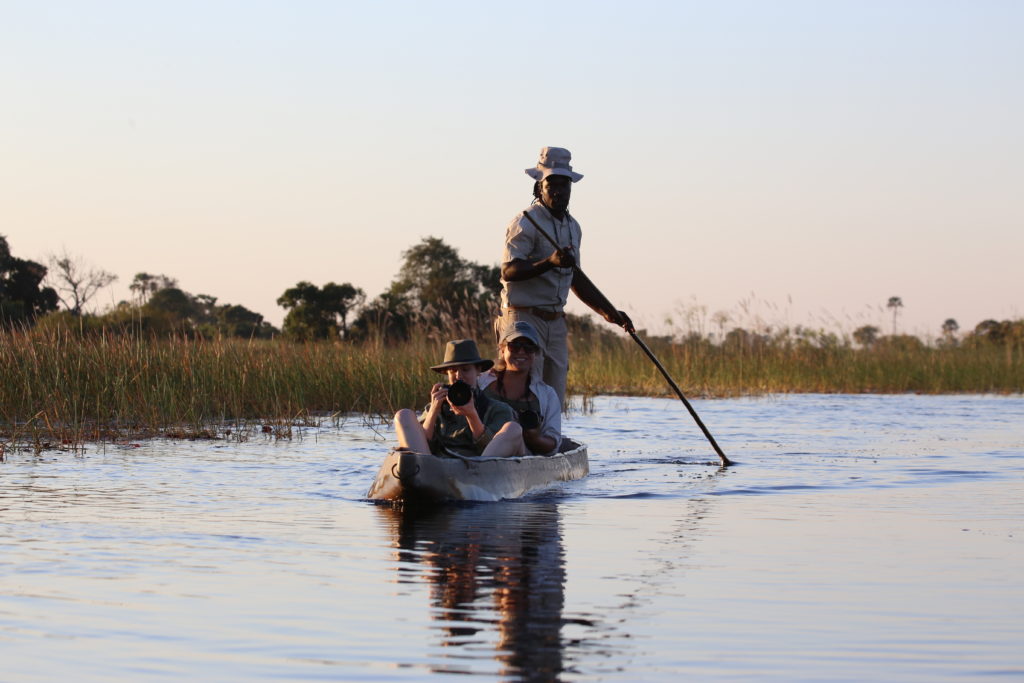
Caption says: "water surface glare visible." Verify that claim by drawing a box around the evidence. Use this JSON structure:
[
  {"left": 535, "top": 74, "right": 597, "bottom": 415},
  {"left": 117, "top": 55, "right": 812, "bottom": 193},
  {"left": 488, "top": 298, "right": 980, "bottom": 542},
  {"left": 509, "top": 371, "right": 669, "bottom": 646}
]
[{"left": 2, "top": 394, "right": 1022, "bottom": 681}]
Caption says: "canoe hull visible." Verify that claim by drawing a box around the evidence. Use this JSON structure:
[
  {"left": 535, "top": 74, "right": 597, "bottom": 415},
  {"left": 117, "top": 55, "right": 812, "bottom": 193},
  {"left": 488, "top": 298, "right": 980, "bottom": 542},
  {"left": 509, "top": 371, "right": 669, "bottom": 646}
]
[{"left": 367, "top": 441, "right": 588, "bottom": 503}]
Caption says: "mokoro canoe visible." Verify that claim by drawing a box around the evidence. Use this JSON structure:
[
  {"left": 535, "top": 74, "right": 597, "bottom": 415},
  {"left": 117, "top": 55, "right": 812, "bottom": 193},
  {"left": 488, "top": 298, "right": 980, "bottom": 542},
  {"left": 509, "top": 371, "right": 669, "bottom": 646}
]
[{"left": 366, "top": 439, "right": 588, "bottom": 503}]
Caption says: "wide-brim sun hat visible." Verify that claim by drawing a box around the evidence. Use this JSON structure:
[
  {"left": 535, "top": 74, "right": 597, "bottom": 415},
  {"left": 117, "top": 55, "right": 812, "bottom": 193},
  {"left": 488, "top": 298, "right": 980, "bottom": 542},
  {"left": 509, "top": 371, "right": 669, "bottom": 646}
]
[
  {"left": 430, "top": 339, "right": 495, "bottom": 373},
  {"left": 525, "top": 146, "right": 583, "bottom": 183},
  {"left": 499, "top": 320, "right": 542, "bottom": 348}
]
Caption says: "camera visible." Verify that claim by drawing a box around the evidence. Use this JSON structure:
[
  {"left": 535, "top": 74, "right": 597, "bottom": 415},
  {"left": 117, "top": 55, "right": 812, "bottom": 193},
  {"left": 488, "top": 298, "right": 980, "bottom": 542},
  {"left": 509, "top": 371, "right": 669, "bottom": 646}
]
[
  {"left": 518, "top": 409, "right": 541, "bottom": 430},
  {"left": 443, "top": 380, "right": 473, "bottom": 407}
]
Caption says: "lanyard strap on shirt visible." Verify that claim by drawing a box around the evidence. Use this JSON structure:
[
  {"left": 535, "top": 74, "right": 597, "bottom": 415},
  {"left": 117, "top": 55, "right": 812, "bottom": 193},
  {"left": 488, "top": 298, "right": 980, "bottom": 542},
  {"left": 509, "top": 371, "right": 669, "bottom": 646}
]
[{"left": 522, "top": 209, "right": 575, "bottom": 261}]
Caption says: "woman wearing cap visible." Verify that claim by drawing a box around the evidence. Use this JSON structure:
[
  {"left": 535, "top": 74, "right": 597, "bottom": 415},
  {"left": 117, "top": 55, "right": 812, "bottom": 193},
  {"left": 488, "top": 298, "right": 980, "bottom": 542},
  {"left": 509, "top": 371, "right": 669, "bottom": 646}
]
[
  {"left": 394, "top": 339, "right": 524, "bottom": 457},
  {"left": 479, "top": 321, "right": 562, "bottom": 456}
]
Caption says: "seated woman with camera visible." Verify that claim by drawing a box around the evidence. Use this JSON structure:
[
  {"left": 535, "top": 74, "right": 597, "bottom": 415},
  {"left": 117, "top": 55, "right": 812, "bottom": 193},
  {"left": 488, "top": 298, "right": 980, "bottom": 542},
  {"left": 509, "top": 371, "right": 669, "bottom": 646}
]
[
  {"left": 393, "top": 339, "right": 524, "bottom": 457},
  {"left": 479, "top": 321, "right": 562, "bottom": 456}
]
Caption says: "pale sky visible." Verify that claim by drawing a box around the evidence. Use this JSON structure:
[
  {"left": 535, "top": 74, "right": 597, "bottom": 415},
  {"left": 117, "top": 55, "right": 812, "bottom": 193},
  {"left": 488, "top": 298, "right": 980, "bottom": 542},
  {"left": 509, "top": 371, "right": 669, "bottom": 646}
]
[{"left": 3, "top": 1, "right": 1021, "bottom": 339}]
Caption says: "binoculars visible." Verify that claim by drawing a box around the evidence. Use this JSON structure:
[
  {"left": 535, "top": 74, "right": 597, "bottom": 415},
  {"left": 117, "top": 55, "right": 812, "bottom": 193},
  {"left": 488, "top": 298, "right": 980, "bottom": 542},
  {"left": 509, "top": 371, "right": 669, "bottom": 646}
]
[{"left": 518, "top": 409, "right": 541, "bottom": 430}]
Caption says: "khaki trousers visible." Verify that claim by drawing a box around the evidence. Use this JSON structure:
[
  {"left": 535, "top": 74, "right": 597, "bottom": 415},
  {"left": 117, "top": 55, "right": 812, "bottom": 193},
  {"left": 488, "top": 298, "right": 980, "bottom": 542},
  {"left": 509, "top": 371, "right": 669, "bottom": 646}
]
[{"left": 494, "top": 310, "right": 569, "bottom": 406}]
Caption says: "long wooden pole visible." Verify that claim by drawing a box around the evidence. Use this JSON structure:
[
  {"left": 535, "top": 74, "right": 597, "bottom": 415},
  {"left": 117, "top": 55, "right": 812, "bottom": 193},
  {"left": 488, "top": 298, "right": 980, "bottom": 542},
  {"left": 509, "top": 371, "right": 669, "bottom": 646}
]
[
  {"left": 521, "top": 211, "right": 732, "bottom": 466},
  {"left": 626, "top": 330, "right": 731, "bottom": 466}
]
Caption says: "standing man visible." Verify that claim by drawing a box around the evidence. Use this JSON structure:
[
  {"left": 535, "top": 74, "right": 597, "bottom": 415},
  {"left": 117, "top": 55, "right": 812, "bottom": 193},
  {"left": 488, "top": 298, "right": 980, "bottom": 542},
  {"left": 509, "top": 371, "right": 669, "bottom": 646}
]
[{"left": 496, "top": 147, "right": 633, "bottom": 405}]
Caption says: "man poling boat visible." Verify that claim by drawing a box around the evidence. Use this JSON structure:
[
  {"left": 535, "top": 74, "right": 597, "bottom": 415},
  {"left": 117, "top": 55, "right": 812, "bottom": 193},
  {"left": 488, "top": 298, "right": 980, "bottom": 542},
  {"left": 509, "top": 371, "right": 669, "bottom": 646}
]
[
  {"left": 495, "top": 146, "right": 634, "bottom": 407},
  {"left": 371, "top": 146, "right": 729, "bottom": 504},
  {"left": 498, "top": 146, "right": 731, "bottom": 466}
]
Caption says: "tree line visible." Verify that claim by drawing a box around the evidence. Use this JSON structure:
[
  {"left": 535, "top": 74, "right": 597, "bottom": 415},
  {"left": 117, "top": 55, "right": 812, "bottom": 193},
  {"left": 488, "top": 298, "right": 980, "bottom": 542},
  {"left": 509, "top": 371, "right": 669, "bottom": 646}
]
[
  {"left": 276, "top": 236, "right": 501, "bottom": 343},
  {"left": 0, "top": 234, "right": 506, "bottom": 342},
  {"left": 1, "top": 235, "right": 275, "bottom": 338},
  {"left": 2, "top": 233, "right": 1021, "bottom": 349}
]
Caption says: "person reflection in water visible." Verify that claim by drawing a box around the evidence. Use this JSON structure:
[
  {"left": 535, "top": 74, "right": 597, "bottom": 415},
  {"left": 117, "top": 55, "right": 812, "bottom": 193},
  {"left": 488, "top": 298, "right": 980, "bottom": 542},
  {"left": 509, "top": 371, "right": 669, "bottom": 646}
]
[{"left": 379, "top": 503, "right": 567, "bottom": 679}]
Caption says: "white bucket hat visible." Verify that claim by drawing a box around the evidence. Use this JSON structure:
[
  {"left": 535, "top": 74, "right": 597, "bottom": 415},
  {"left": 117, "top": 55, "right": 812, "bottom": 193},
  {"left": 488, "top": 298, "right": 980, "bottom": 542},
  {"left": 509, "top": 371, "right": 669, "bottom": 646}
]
[{"left": 525, "top": 146, "right": 583, "bottom": 183}]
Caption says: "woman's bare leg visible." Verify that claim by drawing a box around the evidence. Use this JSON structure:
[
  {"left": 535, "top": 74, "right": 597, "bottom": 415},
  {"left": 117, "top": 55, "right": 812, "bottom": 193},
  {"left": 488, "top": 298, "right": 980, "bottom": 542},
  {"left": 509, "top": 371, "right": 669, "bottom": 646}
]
[
  {"left": 481, "top": 422, "right": 526, "bottom": 458},
  {"left": 394, "top": 409, "right": 431, "bottom": 453}
]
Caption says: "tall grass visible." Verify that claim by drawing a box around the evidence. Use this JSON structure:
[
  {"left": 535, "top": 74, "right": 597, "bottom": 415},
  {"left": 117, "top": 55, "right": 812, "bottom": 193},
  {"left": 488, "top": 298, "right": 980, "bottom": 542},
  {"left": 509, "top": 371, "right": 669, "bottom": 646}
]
[
  {"left": 0, "top": 328, "right": 440, "bottom": 449},
  {"left": 1, "top": 324, "right": 1021, "bottom": 450},
  {"left": 571, "top": 334, "right": 1024, "bottom": 396}
]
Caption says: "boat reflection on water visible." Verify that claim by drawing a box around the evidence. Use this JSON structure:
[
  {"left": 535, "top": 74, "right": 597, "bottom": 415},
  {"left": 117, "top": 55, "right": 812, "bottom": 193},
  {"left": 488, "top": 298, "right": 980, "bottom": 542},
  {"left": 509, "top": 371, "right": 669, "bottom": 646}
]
[{"left": 375, "top": 501, "right": 581, "bottom": 679}]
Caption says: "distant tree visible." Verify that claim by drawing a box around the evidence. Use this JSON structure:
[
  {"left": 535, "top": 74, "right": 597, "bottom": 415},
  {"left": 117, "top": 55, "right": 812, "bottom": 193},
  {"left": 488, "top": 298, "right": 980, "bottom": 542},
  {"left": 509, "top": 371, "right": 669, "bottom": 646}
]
[
  {"left": 145, "top": 287, "right": 199, "bottom": 322},
  {"left": 189, "top": 297, "right": 274, "bottom": 339},
  {"left": 348, "top": 237, "right": 501, "bottom": 343},
  {"left": 970, "top": 319, "right": 1002, "bottom": 344},
  {"left": 138, "top": 288, "right": 276, "bottom": 338},
  {"left": 787, "top": 326, "right": 842, "bottom": 349},
  {"left": 216, "top": 304, "right": 271, "bottom": 338},
  {"left": 876, "top": 334, "right": 926, "bottom": 353},
  {"left": 46, "top": 250, "right": 118, "bottom": 316},
  {"left": 129, "top": 272, "right": 178, "bottom": 304},
  {"left": 723, "top": 327, "right": 768, "bottom": 352},
  {"left": 711, "top": 311, "right": 731, "bottom": 343},
  {"left": 887, "top": 296, "right": 903, "bottom": 335},
  {"left": 322, "top": 282, "right": 366, "bottom": 338},
  {"left": 853, "top": 325, "right": 880, "bottom": 348},
  {"left": 34, "top": 275, "right": 276, "bottom": 339},
  {"left": 938, "top": 318, "right": 960, "bottom": 348},
  {"left": 277, "top": 281, "right": 365, "bottom": 341},
  {"left": 967, "top": 319, "right": 1024, "bottom": 348},
  {"left": 0, "top": 235, "right": 59, "bottom": 327},
  {"left": 347, "top": 291, "right": 413, "bottom": 343},
  {"left": 194, "top": 294, "right": 218, "bottom": 314},
  {"left": 677, "top": 330, "right": 715, "bottom": 352},
  {"left": 389, "top": 236, "right": 500, "bottom": 320}
]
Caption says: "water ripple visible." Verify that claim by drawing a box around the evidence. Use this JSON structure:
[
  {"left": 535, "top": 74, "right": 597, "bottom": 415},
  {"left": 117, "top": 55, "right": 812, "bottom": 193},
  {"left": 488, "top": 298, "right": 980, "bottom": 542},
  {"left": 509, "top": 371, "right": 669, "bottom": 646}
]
[{"left": 2, "top": 393, "right": 1023, "bottom": 680}]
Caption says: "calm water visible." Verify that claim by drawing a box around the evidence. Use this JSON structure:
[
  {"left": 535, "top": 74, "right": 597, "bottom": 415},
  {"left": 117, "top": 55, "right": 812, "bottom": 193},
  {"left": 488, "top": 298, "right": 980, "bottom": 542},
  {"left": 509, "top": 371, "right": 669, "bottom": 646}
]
[{"left": 2, "top": 394, "right": 1023, "bottom": 681}]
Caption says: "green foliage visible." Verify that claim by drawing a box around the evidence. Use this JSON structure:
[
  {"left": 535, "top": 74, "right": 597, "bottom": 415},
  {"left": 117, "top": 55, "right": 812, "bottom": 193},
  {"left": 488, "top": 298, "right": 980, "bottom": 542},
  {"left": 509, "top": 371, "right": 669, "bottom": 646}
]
[
  {"left": 853, "top": 325, "right": 880, "bottom": 348},
  {"left": 34, "top": 282, "right": 277, "bottom": 339},
  {"left": 723, "top": 327, "right": 770, "bottom": 352},
  {"left": 129, "top": 272, "right": 178, "bottom": 304},
  {"left": 2, "top": 318, "right": 1022, "bottom": 447},
  {"left": 875, "top": 334, "right": 926, "bottom": 353},
  {"left": 570, "top": 324, "right": 1023, "bottom": 398},
  {"left": 966, "top": 319, "right": 1024, "bottom": 347},
  {"left": 0, "top": 235, "right": 58, "bottom": 328},
  {"left": 936, "top": 319, "right": 960, "bottom": 349},
  {"left": 146, "top": 287, "right": 196, "bottom": 320},
  {"left": 129, "top": 287, "right": 274, "bottom": 338},
  {"left": 347, "top": 291, "right": 414, "bottom": 344},
  {"left": 349, "top": 236, "right": 500, "bottom": 342},
  {"left": 0, "top": 328, "right": 437, "bottom": 446},
  {"left": 277, "top": 281, "right": 365, "bottom": 341},
  {"left": 406, "top": 237, "right": 498, "bottom": 300},
  {"left": 213, "top": 304, "right": 269, "bottom": 338}
]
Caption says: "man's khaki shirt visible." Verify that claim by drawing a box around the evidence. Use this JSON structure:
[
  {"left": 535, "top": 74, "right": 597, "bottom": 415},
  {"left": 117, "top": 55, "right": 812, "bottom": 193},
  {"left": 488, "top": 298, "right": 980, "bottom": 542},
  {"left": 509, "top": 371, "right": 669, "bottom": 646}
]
[{"left": 499, "top": 202, "right": 581, "bottom": 312}]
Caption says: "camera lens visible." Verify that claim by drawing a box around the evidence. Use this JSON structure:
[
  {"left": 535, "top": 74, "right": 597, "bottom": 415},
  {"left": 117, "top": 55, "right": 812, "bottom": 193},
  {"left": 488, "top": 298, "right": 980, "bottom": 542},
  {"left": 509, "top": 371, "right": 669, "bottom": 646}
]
[{"left": 446, "top": 380, "right": 473, "bottom": 407}]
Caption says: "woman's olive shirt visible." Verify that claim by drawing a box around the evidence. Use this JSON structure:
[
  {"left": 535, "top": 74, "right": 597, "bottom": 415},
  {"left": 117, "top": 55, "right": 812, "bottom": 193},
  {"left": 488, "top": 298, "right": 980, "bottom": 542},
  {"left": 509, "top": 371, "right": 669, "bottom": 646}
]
[{"left": 420, "top": 391, "right": 515, "bottom": 457}]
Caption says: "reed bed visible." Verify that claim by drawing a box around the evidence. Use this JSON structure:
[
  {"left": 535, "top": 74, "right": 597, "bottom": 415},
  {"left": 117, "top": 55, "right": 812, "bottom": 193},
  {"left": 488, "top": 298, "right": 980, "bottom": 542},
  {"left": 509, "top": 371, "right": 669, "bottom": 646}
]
[
  {"left": 571, "top": 335, "right": 1023, "bottom": 397},
  {"left": 0, "top": 328, "right": 439, "bottom": 449},
  {"left": 1, "top": 326, "right": 1021, "bottom": 450}
]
